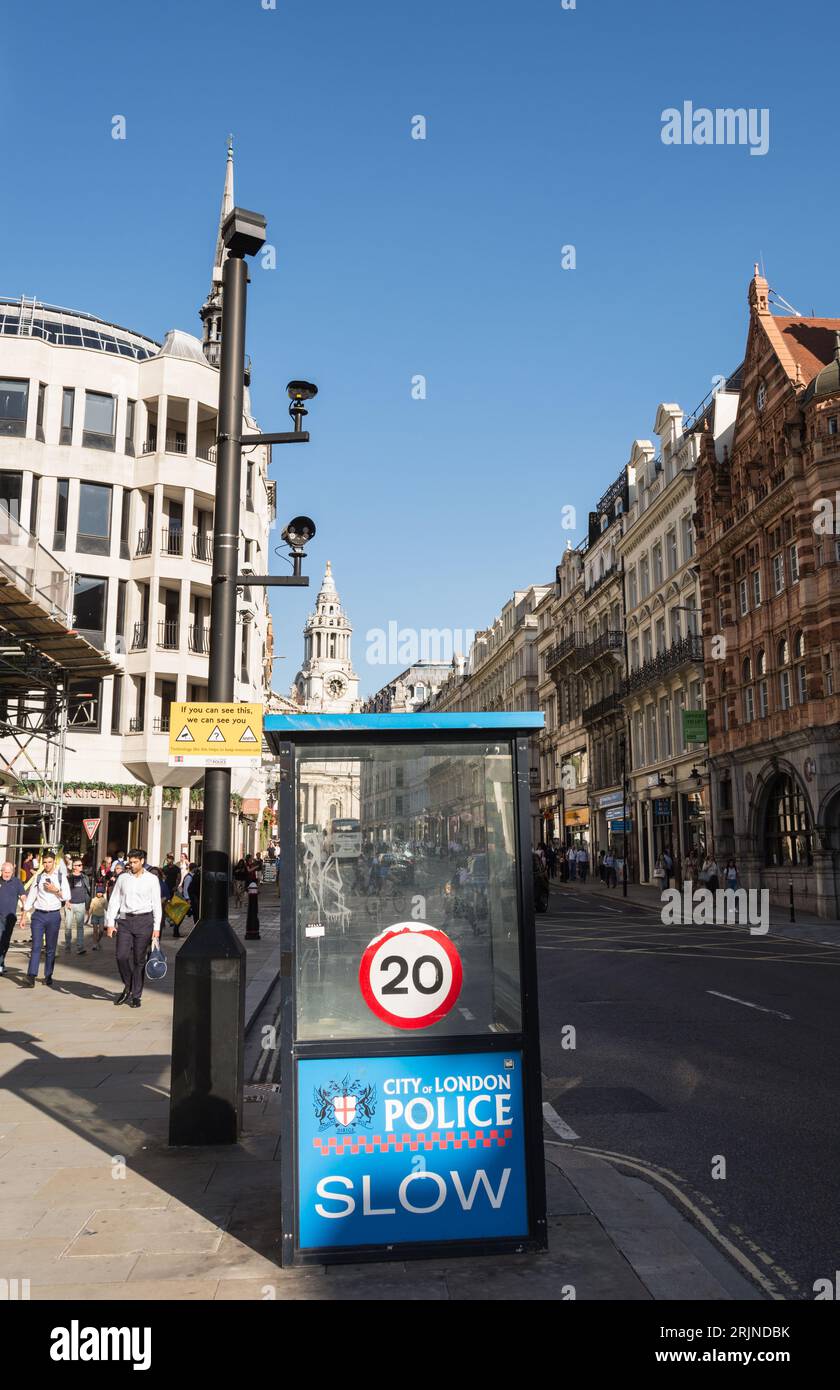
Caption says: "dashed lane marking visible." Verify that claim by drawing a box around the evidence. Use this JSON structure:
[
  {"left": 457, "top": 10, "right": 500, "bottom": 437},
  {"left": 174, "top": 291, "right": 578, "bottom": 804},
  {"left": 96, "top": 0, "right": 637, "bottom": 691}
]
[{"left": 707, "top": 990, "right": 793, "bottom": 1021}]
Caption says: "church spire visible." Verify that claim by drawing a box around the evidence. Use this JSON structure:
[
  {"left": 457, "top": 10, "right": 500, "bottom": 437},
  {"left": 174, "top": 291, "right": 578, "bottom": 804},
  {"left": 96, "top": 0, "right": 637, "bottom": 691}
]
[{"left": 199, "top": 138, "right": 235, "bottom": 367}]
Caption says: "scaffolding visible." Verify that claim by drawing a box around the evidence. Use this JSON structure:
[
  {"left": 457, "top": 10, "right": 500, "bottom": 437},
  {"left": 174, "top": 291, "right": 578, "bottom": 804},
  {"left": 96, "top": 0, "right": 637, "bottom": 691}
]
[{"left": 0, "top": 506, "right": 114, "bottom": 863}]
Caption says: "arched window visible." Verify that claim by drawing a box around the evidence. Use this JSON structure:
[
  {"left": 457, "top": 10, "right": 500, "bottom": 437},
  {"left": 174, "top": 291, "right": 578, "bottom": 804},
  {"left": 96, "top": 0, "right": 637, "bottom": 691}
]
[
  {"left": 794, "top": 631, "right": 805, "bottom": 660},
  {"left": 763, "top": 774, "right": 813, "bottom": 866},
  {"left": 778, "top": 637, "right": 790, "bottom": 666},
  {"left": 756, "top": 648, "right": 766, "bottom": 676},
  {"left": 742, "top": 655, "right": 752, "bottom": 683}
]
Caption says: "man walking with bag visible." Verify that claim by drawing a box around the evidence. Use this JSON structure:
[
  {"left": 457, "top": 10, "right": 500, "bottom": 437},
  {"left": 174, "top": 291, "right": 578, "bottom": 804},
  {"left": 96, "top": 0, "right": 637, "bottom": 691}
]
[
  {"left": 23, "top": 851, "right": 70, "bottom": 987},
  {"left": 105, "top": 848, "right": 162, "bottom": 1009}
]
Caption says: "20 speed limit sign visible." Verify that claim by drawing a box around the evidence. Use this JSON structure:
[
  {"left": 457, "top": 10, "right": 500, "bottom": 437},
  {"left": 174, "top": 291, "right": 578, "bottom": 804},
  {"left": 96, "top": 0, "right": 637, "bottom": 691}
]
[{"left": 359, "top": 923, "right": 463, "bottom": 1030}]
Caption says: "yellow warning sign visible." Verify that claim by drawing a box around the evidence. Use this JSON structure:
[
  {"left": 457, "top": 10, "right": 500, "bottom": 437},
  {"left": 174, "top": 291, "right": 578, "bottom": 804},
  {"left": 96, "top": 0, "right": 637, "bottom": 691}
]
[{"left": 168, "top": 703, "right": 263, "bottom": 767}]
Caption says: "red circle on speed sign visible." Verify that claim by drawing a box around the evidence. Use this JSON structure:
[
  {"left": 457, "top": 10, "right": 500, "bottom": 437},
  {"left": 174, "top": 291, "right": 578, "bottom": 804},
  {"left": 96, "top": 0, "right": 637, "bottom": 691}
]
[{"left": 359, "top": 923, "right": 463, "bottom": 1030}]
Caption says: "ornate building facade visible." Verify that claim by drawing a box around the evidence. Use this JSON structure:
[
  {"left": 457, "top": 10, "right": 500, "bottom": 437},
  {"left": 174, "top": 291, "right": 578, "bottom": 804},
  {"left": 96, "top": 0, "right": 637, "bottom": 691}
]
[
  {"left": 696, "top": 268, "right": 840, "bottom": 917},
  {"left": 292, "top": 561, "right": 361, "bottom": 713}
]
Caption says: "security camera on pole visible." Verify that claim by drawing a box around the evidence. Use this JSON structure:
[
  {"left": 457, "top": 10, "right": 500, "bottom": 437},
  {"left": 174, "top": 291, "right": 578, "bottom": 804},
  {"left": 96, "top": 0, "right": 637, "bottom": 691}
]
[{"left": 169, "top": 205, "right": 317, "bottom": 1147}]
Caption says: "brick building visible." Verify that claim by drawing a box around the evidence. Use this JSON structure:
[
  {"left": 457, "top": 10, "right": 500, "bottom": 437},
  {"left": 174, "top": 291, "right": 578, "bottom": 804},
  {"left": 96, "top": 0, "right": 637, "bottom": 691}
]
[{"left": 695, "top": 267, "right": 840, "bottom": 917}]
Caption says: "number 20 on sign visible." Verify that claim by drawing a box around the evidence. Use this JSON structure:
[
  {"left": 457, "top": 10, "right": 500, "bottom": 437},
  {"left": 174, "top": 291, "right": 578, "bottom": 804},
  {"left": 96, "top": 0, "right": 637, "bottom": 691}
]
[{"left": 359, "top": 924, "right": 463, "bottom": 1029}]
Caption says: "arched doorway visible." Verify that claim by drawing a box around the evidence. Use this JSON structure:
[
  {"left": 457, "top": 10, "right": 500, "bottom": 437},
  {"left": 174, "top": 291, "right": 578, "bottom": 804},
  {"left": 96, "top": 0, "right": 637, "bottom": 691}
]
[{"left": 761, "top": 772, "right": 813, "bottom": 868}]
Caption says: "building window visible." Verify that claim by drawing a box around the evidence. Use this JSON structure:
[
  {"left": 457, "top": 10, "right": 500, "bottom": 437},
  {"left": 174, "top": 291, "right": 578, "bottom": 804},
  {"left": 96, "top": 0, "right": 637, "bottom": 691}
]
[
  {"left": 772, "top": 553, "right": 784, "bottom": 595},
  {"left": 742, "top": 655, "right": 752, "bottom": 682},
  {"left": 744, "top": 686, "right": 755, "bottom": 722},
  {"left": 639, "top": 556, "right": 649, "bottom": 598},
  {"left": 752, "top": 568, "right": 761, "bottom": 607},
  {"left": 125, "top": 399, "right": 136, "bottom": 456},
  {"left": 763, "top": 773, "right": 812, "bottom": 866},
  {"left": 789, "top": 543, "right": 799, "bottom": 584},
  {"left": 646, "top": 704, "right": 658, "bottom": 763},
  {"left": 29, "top": 475, "right": 40, "bottom": 535},
  {"left": 681, "top": 513, "right": 694, "bottom": 561},
  {"left": 756, "top": 380, "right": 767, "bottom": 412},
  {"left": 829, "top": 415, "right": 839, "bottom": 436},
  {"left": 67, "top": 679, "right": 101, "bottom": 731},
  {"left": 120, "top": 490, "right": 131, "bottom": 559},
  {"left": 758, "top": 679, "right": 769, "bottom": 718},
  {"left": 756, "top": 648, "right": 766, "bottom": 677},
  {"left": 659, "top": 695, "right": 672, "bottom": 757},
  {"left": 110, "top": 674, "right": 123, "bottom": 735},
  {"left": 60, "top": 388, "right": 75, "bottom": 445},
  {"left": 642, "top": 628, "right": 652, "bottom": 663},
  {"left": 246, "top": 461, "right": 254, "bottom": 510},
  {"left": 796, "top": 664, "right": 807, "bottom": 703},
  {"left": 240, "top": 625, "right": 249, "bottom": 685},
  {"left": 633, "top": 711, "right": 644, "bottom": 767},
  {"left": 738, "top": 578, "right": 748, "bottom": 616},
  {"left": 77, "top": 482, "right": 112, "bottom": 555},
  {"left": 674, "top": 688, "right": 686, "bottom": 753},
  {"left": 0, "top": 379, "right": 29, "bottom": 436},
  {"left": 0, "top": 471, "right": 23, "bottom": 524},
  {"left": 666, "top": 529, "right": 678, "bottom": 575},
  {"left": 53, "top": 479, "right": 69, "bottom": 550},
  {"left": 628, "top": 568, "right": 638, "bottom": 609},
  {"left": 116, "top": 579, "right": 127, "bottom": 650},
  {"left": 780, "top": 669, "right": 792, "bottom": 710},
  {"left": 73, "top": 575, "right": 108, "bottom": 648},
  {"left": 652, "top": 543, "right": 663, "bottom": 587},
  {"left": 36, "top": 383, "right": 47, "bottom": 442},
  {"left": 630, "top": 636, "right": 639, "bottom": 671},
  {"left": 82, "top": 392, "right": 116, "bottom": 450},
  {"left": 655, "top": 617, "right": 666, "bottom": 654},
  {"left": 824, "top": 651, "right": 833, "bottom": 697}
]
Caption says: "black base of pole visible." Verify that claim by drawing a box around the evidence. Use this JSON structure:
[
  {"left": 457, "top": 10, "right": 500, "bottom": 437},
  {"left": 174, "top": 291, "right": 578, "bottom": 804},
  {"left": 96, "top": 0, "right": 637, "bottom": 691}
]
[
  {"left": 169, "top": 916, "right": 246, "bottom": 1146},
  {"left": 245, "top": 890, "right": 261, "bottom": 940}
]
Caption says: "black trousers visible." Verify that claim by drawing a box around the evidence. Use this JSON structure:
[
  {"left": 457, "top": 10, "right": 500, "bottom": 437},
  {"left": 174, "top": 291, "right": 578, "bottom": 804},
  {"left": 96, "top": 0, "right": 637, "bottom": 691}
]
[
  {"left": 115, "top": 913, "right": 154, "bottom": 998},
  {"left": 0, "top": 910, "right": 17, "bottom": 964}
]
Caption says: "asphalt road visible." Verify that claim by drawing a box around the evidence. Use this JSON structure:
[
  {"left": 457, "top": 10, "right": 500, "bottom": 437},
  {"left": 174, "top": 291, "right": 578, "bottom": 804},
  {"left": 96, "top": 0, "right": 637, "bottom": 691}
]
[{"left": 537, "top": 881, "right": 840, "bottom": 1299}]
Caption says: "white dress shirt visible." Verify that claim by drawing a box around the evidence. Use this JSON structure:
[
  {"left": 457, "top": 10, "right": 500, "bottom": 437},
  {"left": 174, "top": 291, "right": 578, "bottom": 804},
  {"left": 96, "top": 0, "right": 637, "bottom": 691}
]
[
  {"left": 105, "top": 869, "right": 162, "bottom": 932},
  {"left": 25, "top": 867, "right": 71, "bottom": 912}
]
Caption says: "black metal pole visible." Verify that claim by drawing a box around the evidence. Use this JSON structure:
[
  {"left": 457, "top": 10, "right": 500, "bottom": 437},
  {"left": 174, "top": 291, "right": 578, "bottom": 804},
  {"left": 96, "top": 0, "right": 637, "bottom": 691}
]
[{"left": 169, "top": 251, "right": 249, "bottom": 1147}]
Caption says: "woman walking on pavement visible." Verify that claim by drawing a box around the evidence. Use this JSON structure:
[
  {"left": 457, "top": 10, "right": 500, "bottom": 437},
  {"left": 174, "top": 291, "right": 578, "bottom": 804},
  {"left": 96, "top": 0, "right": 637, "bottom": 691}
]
[
  {"left": 105, "top": 848, "right": 162, "bottom": 1009},
  {"left": 23, "top": 851, "right": 70, "bottom": 987}
]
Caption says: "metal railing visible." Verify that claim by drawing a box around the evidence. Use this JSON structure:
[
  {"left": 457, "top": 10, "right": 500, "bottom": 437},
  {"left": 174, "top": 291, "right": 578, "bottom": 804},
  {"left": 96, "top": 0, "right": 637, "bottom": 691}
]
[
  {"left": 192, "top": 531, "right": 212, "bottom": 562},
  {"left": 582, "top": 692, "right": 622, "bottom": 726},
  {"left": 131, "top": 621, "right": 148, "bottom": 650},
  {"left": 152, "top": 715, "right": 170, "bottom": 733},
  {"left": 157, "top": 620, "right": 179, "bottom": 650},
  {"left": 128, "top": 716, "right": 144, "bottom": 733},
  {"left": 0, "top": 504, "right": 73, "bottom": 624},
  {"left": 165, "top": 435, "right": 188, "bottom": 454},
  {"left": 545, "top": 632, "right": 585, "bottom": 671},
  {"left": 579, "top": 630, "right": 624, "bottom": 667},
  {"left": 161, "top": 526, "right": 183, "bottom": 556},
  {"left": 188, "top": 624, "right": 210, "bottom": 654},
  {"left": 135, "top": 529, "right": 152, "bottom": 556},
  {"left": 623, "top": 634, "right": 703, "bottom": 694},
  {"left": 196, "top": 441, "right": 216, "bottom": 462}
]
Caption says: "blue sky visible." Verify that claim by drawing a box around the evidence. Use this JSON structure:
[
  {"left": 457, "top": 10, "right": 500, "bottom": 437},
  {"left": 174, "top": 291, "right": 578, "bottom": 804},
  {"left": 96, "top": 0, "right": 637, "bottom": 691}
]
[{"left": 3, "top": 0, "right": 838, "bottom": 696}]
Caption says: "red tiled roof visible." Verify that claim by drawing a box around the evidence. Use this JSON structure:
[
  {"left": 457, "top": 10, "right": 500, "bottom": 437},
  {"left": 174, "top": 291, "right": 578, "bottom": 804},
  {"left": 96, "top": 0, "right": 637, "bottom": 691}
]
[{"left": 773, "top": 317, "right": 840, "bottom": 382}]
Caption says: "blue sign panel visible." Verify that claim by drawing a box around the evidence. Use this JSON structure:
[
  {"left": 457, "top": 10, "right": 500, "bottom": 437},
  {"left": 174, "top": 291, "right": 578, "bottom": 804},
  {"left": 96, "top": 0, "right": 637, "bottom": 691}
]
[{"left": 297, "top": 1052, "right": 528, "bottom": 1249}]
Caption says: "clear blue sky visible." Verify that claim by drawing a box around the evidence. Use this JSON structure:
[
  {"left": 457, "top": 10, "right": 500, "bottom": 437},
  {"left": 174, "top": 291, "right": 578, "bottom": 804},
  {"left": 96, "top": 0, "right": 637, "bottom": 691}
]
[{"left": 3, "top": 0, "right": 838, "bottom": 696}]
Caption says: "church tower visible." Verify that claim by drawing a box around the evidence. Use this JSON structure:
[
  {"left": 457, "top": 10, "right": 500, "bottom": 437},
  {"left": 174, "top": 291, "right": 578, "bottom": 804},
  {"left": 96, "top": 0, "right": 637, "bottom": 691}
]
[
  {"left": 199, "top": 139, "right": 235, "bottom": 367},
  {"left": 293, "top": 561, "right": 361, "bottom": 712}
]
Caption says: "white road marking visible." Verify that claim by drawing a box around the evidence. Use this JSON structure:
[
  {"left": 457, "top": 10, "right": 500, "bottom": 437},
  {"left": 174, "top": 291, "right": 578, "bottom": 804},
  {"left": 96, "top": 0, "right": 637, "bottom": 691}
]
[
  {"left": 458, "top": 1006, "right": 475, "bottom": 1021},
  {"left": 707, "top": 990, "right": 792, "bottom": 1021},
  {"left": 542, "top": 1100, "right": 580, "bottom": 1141}
]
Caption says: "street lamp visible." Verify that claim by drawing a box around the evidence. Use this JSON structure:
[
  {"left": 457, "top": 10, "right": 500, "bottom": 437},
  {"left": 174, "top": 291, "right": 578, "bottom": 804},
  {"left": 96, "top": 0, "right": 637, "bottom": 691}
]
[{"left": 169, "top": 204, "right": 316, "bottom": 1147}]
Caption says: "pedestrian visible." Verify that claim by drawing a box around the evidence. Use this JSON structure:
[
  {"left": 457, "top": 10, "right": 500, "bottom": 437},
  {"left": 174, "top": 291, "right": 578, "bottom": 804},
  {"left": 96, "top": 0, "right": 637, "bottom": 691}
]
[
  {"left": 104, "top": 848, "right": 162, "bottom": 1008},
  {"left": 597, "top": 849, "right": 606, "bottom": 883},
  {"left": 19, "top": 851, "right": 35, "bottom": 885},
  {"left": 162, "top": 853, "right": 181, "bottom": 901},
  {"left": 604, "top": 849, "right": 616, "bottom": 888},
  {"left": 725, "top": 859, "right": 739, "bottom": 891},
  {"left": 662, "top": 846, "right": 674, "bottom": 890},
  {"left": 700, "top": 854, "right": 720, "bottom": 895},
  {"left": 0, "top": 860, "right": 25, "bottom": 976},
  {"left": 233, "top": 856, "right": 248, "bottom": 908},
  {"left": 89, "top": 888, "right": 107, "bottom": 949},
  {"left": 64, "top": 856, "right": 92, "bottom": 956},
  {"left": 577, "top": 845, "right": 589, "bottom": 883},
  {"left": 567, "top": 845, "right": 576, "bottom": 881},
  {"left": 653, "top": 854, "right": 666, "bottom": 887},
  {"left": 186, "top": 863, "right": 201, "bottom": 923},
  {"left": 22, "top": 850, "right": 70, "bottom": 987},
  {"left": 546, "top": 842, "right": 557, "bottom": 880}
]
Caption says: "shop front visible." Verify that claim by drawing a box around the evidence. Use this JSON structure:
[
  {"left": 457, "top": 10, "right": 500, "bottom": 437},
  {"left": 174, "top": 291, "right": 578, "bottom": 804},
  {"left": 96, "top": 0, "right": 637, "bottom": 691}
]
[{"left": 564, "top": 805, "right": 590, "bottom": 850}]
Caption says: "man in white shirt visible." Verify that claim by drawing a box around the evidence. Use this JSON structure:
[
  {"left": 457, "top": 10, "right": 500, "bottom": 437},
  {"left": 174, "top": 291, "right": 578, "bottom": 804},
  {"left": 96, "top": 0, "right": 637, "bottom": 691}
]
[
  {"left": 23, "top": 851, "right": 70, "bottom": 987},
  {"left": 105, "top": 847, "right": 162, "bottom": 1008}
]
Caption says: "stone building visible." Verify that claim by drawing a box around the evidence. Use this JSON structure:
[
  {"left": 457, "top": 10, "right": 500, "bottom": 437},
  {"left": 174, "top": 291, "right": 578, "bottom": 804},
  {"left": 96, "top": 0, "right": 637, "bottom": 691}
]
[
  {"left": 537, "top": 542, "right": 589, "bottom": 849},
  {"left": 291, "top": 561, "right": 361, "bottom": 713},
  {"left": 696, "top": 267, "right": 840, "bottom": 917}
]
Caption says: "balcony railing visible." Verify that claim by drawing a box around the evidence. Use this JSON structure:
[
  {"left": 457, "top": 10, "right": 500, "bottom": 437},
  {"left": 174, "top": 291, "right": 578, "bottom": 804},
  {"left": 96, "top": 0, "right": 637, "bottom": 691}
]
[
  {"left": 161, "top": 526, "right": 183, "bottom": 556},
  {"left": 128, "top": 716, "right": 144, "bottom": 733},
  {"left": 165, "top": 435, "right": 188, "bottom": 454},
  {"left": 582, "top": 692, "right": 622, "bottom": 726},
  {"left": 157, "top": 620, "right": 179, "bottom": 650},
  {"left": 579, "top": 630, "right": 624, "bottom": 668},
  {"left": 188, "top": 623, "right": 210, "bottom": 654},
  {"left": 143, "top": 432, "right": 157, "bottom": 454},
  {"left": 545, "top": 633, "right": 585, "bottom": 671},
  {"left": 623, "top": 634, "right": 703, "bottom": 694},
  {"left": 135, "top": 529, "right": 152, "bottom": 557},
  {"left": 192, "top": 531, "right": 212, "bottom": 562},
  {"left": 131, "top": 621, "right": 148, "bottom": 651},
  {"left": 152, "top": 715, "right": 170, "bottom": 733},
  {"left": 196, "top": 441, "right": 217, "bottom": 462}
]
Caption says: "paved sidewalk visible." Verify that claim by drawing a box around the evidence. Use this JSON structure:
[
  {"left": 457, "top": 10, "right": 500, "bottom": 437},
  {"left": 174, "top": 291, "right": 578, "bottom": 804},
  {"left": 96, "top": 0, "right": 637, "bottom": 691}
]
[
  {"left": 0, "top": 887, "right": 763, "bottom": 1301},
  {"left": 554, "top": 874, "right": 840, "bottom": 944}
]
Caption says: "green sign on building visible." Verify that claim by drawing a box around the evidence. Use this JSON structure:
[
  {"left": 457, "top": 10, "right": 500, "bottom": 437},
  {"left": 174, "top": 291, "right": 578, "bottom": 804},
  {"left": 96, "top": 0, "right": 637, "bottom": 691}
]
[{"left": 682, "top": 708, "right": 708, "bottom": 744}]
